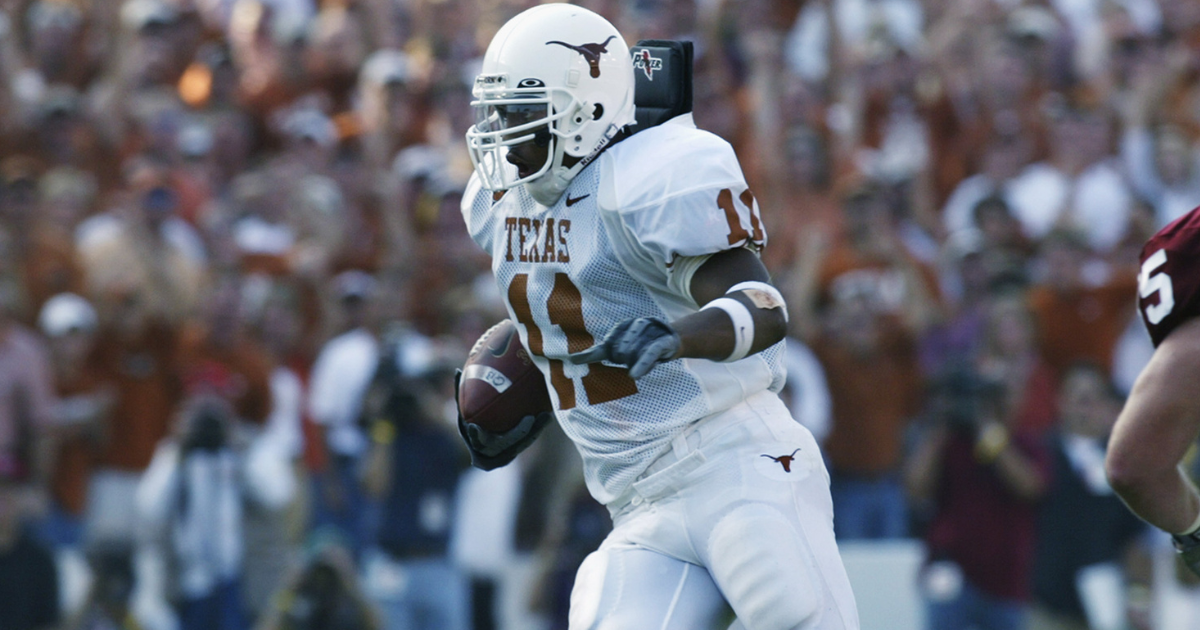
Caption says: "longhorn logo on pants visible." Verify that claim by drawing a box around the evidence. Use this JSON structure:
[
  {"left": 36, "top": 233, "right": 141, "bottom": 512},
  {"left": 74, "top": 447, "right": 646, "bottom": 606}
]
[{"left": 761, "top": 448, "right": 801, "bottom": 473}]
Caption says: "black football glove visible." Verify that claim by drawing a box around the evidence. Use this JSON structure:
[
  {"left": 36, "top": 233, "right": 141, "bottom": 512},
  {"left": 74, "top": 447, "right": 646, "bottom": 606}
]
[
  {"left": 1174, "top": 532, "right": 1200, "bottom": 578},
  {"left": 454, "top": 370, "right": 553, "bottom": 471},
  {"left": 567, "top": 317, "right": 681, "bottom": 379}
]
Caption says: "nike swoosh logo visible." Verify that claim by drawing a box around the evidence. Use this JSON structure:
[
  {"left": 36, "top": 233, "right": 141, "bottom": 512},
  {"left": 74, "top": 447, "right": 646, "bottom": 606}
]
[{"left": 565, "top": 194, "right": 590, "bottom": 207}]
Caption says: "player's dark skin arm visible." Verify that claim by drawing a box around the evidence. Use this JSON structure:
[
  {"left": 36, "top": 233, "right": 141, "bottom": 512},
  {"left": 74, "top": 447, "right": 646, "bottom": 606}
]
[
  {"left": 672, "top": 247, "right": 789, "bottom": 360},
  {"left": 567, "top": 245, "right": 789, "bottom": 377},
  {"left": 1106, "top": 317, "right": 1200, "bottom": 534}
]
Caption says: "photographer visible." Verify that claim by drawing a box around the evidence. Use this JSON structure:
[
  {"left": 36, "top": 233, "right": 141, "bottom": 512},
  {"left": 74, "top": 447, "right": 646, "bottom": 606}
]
[
  {"left": 358, "top": 328, "right": 468, "bottom": 630},
  {"left": 256, "top": 532, "right": 380, "bottom": 630},
  {"left": 0, "top": 476, "right": 60, "bottom": 630},
  {"left": 137, "top": 396, "right": 292, "bottom": 630},
  {"left": 1031, "top": 363, "right": 1148, "bottom": 630},
  {"left": 905, "top": 362, "right": 1052, "bottom": 630},
  {"left": 65, "top": 541, "right": 138, "bottom": 630}
]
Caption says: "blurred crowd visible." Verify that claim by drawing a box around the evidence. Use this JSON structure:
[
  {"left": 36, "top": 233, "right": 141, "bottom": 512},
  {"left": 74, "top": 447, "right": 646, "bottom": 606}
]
[{"left": 0, "top": 0, "right": 1198, "bottom": 629}]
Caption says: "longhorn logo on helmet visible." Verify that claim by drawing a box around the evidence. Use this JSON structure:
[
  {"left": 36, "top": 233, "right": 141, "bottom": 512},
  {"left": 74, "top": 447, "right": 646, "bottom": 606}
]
[{"left": 545, "top": 36, "right": 618, "bottom": 78}]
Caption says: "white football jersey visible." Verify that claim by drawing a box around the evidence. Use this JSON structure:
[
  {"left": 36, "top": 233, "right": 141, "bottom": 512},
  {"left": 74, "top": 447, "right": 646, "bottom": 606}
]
[{"left": 462, "top": 116, "right": 787, "bottom": 504}]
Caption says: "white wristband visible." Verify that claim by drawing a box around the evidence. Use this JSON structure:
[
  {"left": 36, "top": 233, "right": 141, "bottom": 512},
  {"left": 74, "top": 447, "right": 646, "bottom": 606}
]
[
  {"left": 702, "top": 297, "right": 754, "bottom": 362},
  {"left": 727, "top": 281, "right": 788, "bottom": 322},
  {"left": 1176, "top": 508, "right": 1200, "bottom": 537}
]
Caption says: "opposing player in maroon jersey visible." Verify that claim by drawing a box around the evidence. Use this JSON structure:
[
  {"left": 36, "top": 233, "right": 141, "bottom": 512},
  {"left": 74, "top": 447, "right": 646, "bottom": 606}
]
[{"left": 1106, "top": 205, "right": 1200, "bottom": 576}]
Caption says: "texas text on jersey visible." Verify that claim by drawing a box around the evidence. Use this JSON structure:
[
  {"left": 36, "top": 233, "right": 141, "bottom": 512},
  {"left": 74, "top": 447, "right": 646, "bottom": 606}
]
[{"left": 1138, "top": 205, "right": 1200, "bottom": 347}]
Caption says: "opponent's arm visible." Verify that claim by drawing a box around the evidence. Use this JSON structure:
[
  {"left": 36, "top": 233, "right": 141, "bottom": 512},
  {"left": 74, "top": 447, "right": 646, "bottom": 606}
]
[
  {"left": 570, "top": 247, "right": 788, "bottom": 378},
  {"left": 1106, "top": 317, "right": 1200, "bottom": 575}
]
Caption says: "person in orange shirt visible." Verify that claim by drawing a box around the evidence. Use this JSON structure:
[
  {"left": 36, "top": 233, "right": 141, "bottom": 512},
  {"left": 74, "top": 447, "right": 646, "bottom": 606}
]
[
  {"left": 787, "top": 180, "right": 939, "bottom": 540},
  {"left": 176, "top": 276, "right": 272, "bottom": 427},
  {"left": 86, "top": 286, "right": 182, "bottom": 544},
  {"left": 1027, "top": 229, "right": 1138, "bottom": 379},
  {"left": 36, "top": 293, "right": 113, "bottom": 549},
  {"left": 812, "top": 284, "right": 926, "bottom": 540}
]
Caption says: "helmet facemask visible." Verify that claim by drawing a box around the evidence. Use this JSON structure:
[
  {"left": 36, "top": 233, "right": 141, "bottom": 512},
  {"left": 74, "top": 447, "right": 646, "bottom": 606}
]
[{"left": 467, "top": 80, "right": 600, "bottom": 206}]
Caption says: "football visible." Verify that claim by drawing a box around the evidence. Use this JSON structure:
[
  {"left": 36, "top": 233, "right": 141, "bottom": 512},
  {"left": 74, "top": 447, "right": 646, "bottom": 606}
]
[{"left": 459, "top": 319, "right": 553, "bottom": 433}]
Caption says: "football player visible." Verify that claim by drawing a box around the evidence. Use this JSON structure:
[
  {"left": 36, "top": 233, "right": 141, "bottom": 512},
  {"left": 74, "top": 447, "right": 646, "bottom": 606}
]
[
  {"left": 458, "top": 5, "right": 859, "bottom": 629},
  {"left": 1106, "top": 206, "right": 1200, "bottom": 577}
]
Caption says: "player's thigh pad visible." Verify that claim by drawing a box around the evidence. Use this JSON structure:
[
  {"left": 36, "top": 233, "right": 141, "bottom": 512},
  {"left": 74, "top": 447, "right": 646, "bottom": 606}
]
[
  {"left": 707, "top": 502, "right": 826, "bottom": 630},
  {"left": 569, "top": 546, "right": 727, "bottom": 630}
]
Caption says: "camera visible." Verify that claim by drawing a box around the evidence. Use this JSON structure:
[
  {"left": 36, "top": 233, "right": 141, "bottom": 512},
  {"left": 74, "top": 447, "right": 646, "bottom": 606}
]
[
  {"left": 180, "top": 403, "right": 229, "bottom": 453},
  {"left": 930, "top": 364, "right": 1005, "bottom": 435}
]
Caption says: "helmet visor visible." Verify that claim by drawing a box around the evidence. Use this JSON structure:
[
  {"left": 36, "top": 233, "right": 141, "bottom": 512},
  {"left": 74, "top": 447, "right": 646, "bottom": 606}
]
[{"left": 474, "top": 102, "right": 550, "bottom": 138}]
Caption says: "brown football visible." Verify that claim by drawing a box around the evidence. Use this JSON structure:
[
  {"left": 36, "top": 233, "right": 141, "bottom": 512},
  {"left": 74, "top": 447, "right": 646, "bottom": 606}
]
[{"left": 459, "top": 319, "right": 553, "bottom": 433}]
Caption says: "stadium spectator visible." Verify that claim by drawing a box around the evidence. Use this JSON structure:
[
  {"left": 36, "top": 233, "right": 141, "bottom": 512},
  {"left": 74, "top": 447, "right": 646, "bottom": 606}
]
[
  {"left": 976, "top": 291, "right": 1059, "bottom": 436},
  {"left": 241, "top": 278, "right": 311, "bottom": 620},
  {"left": 1027, "top": 229, "right": 1138, "bottom": 379},
  {"left": 357, "top": 49, "right": 420, "bottom": 175},
  {"left": 360, "top": 329, "right": 467, "bottom": 630},
  {"left": 920, "top": 237, "right": 993, "bottom": 376},
  {"left": 1120, "top": 44, "right": 1200, "bottom": 228},
  {"left": 176, "top": 275, "right": 272, "bottom": 426},
  {"left": 1031, "top": 363, "right": 1148, "bottom": 630},
  {"left": 941, "top": 129, "right": 1037, "bottom": 245},
  {"left": 1006, "top": 95, "right": 1134, "bottom": 253},
  {"left": 137, "top": 395, "right": 293, "bottom": 630},
  {"left": 0, "top": 278, "right": 55, "bottom": 487},
  {"left": 0, "top": 476, "right": 60, "bottom": 630},
  {"left": 256, "top": 530, "right": 381, "bottom": 630},
  {"left": 82, "top": 256, "right": 184, "bottom": 546},
  {"left": 905, "top": 364, "right": 1051, "bottom": 630},
  {"left": 77, "top": 153, "right": 207, "bottom": 327},
  {"left": 64, "top": 541, "right": 139, "bottom": 630},
  {"left": 24, "top": 167, "right": 92, "bottom": 314},
  {"left": 307, "top": 270, "right": 381, "bottom": 557},
  {"left": 788, "top": 180, "right": 937, "bottom": 539},
  {"left": 37, "top": 292, "right": 112, "bottom": 549},
  {"left": 763, "top": 120, "right": 839, "bottom": 273}
]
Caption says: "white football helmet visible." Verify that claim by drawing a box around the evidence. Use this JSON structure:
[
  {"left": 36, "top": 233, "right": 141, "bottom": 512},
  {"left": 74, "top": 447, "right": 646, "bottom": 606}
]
[{"left": 465, "top": 4, "right": 636, "bottom": 206}]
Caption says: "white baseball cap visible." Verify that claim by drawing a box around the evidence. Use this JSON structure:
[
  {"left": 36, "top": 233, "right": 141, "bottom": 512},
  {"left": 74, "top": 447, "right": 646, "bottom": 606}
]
[{"left": 38, "top": 293, "right": 98, "bottom": 337}]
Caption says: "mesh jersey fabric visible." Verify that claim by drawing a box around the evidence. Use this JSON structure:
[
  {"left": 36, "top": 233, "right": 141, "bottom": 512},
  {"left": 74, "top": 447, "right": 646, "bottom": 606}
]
[{"left": 462, "top": 117, "right": 786, "bottom": 504}]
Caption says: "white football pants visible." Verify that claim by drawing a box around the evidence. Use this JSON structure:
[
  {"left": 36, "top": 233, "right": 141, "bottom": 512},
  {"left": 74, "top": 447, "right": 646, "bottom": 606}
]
[{"left": 568, "top": 390, "right": 860, "bottom": 630}]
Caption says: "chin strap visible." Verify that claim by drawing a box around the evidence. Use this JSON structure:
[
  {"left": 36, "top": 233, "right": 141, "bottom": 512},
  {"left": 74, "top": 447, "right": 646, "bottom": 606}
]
[{"left": 524, "top": 126, "right": 633, "bottom": 206}]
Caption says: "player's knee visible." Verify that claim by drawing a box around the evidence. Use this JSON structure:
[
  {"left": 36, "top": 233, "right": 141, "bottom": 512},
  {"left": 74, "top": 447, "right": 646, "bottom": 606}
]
[{"left": 707, "top": 504, "right": 824, "bottom": 630}]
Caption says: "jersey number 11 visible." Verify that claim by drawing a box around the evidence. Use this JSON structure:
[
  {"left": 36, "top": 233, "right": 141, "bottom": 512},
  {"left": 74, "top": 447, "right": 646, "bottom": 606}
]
[{"left": 509, "top": 272, "right": 639, "bottom": 410}]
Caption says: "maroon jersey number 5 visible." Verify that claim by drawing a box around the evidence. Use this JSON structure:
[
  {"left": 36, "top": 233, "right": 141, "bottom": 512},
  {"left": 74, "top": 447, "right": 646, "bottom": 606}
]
[
  {"left": 1138, "top": 206, "right": 1200, "bottom": 347},
  {"left": 1139, "top": 249, "right": 1174, "bottom": 327}
]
